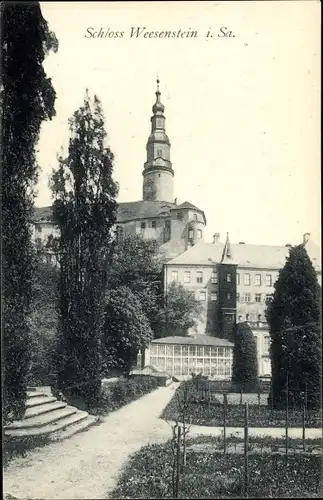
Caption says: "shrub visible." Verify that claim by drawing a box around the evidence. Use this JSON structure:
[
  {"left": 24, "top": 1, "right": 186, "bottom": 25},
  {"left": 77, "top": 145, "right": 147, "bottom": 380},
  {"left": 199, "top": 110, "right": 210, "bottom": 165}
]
[{"left": 232, "top": 322, "right": 259, "bottom": 392}]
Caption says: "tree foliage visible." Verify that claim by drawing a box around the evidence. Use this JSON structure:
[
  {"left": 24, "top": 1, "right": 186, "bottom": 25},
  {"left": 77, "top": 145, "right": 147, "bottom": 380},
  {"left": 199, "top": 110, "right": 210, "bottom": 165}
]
[
  {"left": 2, "top": 2, "right": 57, "bottom": 421},
  {"left": 107, "top": 234, "right": 163, "bottom": 332},
  {"left": 102, "top": 287, "right": 153, "bottom": 375},
  {"left": 266, "top": 244, "right": 321, "bottom": 409},
  {"left": 155, "top": 281, "right": 204, "bottom": 338},
  {"left": 231, "top": 322, "right": 259, "bottom": 392},
  {"left": 51, "top": 90, "right": 118, "bottom": 406}
]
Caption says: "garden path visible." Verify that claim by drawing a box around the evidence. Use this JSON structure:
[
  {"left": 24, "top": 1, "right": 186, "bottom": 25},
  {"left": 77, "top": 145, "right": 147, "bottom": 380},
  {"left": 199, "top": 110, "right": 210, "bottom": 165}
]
[{"left": 4, "top": 382, "right": 322, "bottom": 500}]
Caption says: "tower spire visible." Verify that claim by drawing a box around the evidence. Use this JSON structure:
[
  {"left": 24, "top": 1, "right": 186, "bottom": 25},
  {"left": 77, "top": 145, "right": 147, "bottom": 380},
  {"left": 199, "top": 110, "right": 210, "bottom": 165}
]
[
  {"left": 221, "top": 232, "right": 236, "bottom": 264},
  {"left": 142, "top": 80, "right": 174, "bottom": 202}
]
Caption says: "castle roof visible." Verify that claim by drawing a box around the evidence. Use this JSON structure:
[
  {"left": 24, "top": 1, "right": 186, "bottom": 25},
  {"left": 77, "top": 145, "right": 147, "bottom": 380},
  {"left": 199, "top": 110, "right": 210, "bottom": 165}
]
[
  {"left": 167, "top": 238, "right": 321, "bottom": 272},
  {"left": 151, "top": 334, "right": 233, "bottom": 347},
  {"left": 33, "top": 200, "right": 205, "bottom": 224}
]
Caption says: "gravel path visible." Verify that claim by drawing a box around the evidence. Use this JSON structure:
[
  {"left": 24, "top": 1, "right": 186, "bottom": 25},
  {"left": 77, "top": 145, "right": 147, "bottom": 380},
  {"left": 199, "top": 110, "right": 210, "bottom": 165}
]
[
  {"left": 4, "top": 382, "right": 322, "bottom": 500},
  {"left": 3, "top": 384, "right": 177, "bottom": 500}
]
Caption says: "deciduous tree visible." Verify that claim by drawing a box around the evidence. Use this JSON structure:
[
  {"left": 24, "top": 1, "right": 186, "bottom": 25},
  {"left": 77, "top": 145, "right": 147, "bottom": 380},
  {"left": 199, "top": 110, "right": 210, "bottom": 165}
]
[{"left": 102, "top": 286, "right": 153, "bottom": 375}]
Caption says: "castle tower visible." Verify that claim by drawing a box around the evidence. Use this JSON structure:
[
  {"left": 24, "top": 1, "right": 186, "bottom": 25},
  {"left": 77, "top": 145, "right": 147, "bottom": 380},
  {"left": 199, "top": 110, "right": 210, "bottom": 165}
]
[
  {"left": 218, "top": 233, "right": 238, "bottom": 340},
  {"left": 142, "top": 79, "right": 174, "bottom": 203}
]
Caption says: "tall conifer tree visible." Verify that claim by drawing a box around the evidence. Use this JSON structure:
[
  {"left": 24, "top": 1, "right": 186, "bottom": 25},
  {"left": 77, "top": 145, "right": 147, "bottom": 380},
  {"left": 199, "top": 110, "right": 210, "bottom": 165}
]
[
  {"left": 2, "top": 2, "right": 57, "bottom": 421},
  {"left": 51, "top": 91, "right": 118, "bottom": 406},
  {"left": 266, "top": 244, "right": 321, "bottom": 409}
]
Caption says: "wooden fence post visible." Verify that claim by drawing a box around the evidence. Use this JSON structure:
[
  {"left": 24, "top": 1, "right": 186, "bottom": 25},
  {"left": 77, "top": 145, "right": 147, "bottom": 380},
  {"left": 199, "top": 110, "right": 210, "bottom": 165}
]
[
  {"left": 285, "top": 374, "right": 289, "bottom": 462},
  {"left": 244, "top": 402, "right": 249, "bottom": 498},
  {"left": 302, "top": 404, "right": 306, "bottom": 451},
  {"left": 240, "top": 387, "right": 243, "bottom": 406},
  {"left": 175, "top": 425, "right": 181, "bottom": 499},
  {"left": 258, "top": 390, "right": 261, "bottom": 419},
  {"left": 223, "top": 392, "right": 227, "bottom": 455}
]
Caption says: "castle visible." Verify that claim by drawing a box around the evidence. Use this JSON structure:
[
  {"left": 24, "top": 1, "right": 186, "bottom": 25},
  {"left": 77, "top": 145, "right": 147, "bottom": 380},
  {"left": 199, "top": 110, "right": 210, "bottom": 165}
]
[{"left": 33, "top": 81, "right": 321, "bottom": 379}]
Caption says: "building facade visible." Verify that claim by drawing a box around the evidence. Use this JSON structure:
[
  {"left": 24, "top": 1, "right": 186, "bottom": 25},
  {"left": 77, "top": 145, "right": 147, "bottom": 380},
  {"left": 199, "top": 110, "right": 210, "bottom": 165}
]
[{"left": 32, "top": 81, "right": 321, "bottom": 379}]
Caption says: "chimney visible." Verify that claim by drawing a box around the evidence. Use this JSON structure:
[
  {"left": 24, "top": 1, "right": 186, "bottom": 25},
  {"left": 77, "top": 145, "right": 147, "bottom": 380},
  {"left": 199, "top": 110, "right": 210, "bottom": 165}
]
[
  {"left": 303, "top": 233, "right": 311, "bottom": 244},
  {"left": 239, "top": 242, "right": 245, "bottom": 245},
  {"left": 174, "top": 197, "right": 178, "bottom": 205},
  {"left": 285, "top": 243, "right": 291, "bottom": 247},
  {"left": 213, "top": 233, "right": 220, "bottom": 244}
]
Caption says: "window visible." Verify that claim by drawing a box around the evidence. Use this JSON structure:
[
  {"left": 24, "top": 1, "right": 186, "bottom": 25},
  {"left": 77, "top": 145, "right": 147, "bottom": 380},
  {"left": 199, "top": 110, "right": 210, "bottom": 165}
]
[
  {"left": 157, "top": 148, "right": 162, "bottom": 157},
  {"left": 264, "top": 336, "right": 270, "bottom": 353},
  {"left": 211, "top": 292, "right": 217, "bottom": 301},
  {"left": 188, "top": 229, "right": 194, "bottom": 240},
  {"left": 225, "top": 313, "right": 234, "bottom": 323},
  {"left": 237, "top": 273, "right": 240, "bottom": 285},
  {"left": 265, "top": 294, "right": 273, "bottom": 304},
  {"left": 258, "top": 314, "right": 262, "bottom": 321},
  {"left": 236, "top": 293, "right": 240, "bottom": 302},
  {"left": 116, "top": 225, "right": 124, "bottom": 241},
  {"left": 151, "top": 220, "right": 157, "bottom": 228},
  {"left": 36, "top": 225, "right": 42, "bottom": 233},
  {"left": 199, "top": 291, "right": 206, "bottom": 301},
  {"left": 246, "top": 314, "right": 250, "bottom": 321},
  {"left": 255, "top": 293, "right": 262, "bottom": 303},
  {"left": 177, "top": 212, "right": 183, "bottom": 220},
  {"left": 244, "top": 273, "right": 251, "bottom": 286},
  {"left": 157, "top": 345, "right": 165, "bottom": 356},
  {"left": 218, "top": 347, "right": 224, "bottom": 357},
  {"left": 197, "top": 229, "right": 202, "bottom": 239},
  {"left": 194, "top": 213, "right": 198, "bottom": 220},
  {"left": 174, "top": 345, "right": 181, "bottom": 356},
  {"left": 255, "top": 274, "right": 262, "bottom": 286},
  {"left": 172, "top": 270, "right": 178, "bottom": 282},
  {"left": 196, "top": 271, "right": 203, "bottom": 283},
  {"left": 211, "top": 271, "right": 218, "bottom": 284},
  {"left": 184, "top": 271, "right": 191, "bottom": 283},
  {"left": 244, "top": 292, "right": 251, "bottom": 303},
  {"left": 141, "top": 222, "right": 146, "bottom": 230},
  {"left": 226, "top": 292, "right": 232, "bottom": 300},
  {"left": 197, "top": 346, "right": 204, "bottom": 356},
  {"left": 226, "top": 273, "right": 232, "bottom": 283},
  {"left": 238, "top": 315, "right": 243, "bottom": 321},
  {"left": 265, "top": 274, "right": 272, "bottom": 287}
]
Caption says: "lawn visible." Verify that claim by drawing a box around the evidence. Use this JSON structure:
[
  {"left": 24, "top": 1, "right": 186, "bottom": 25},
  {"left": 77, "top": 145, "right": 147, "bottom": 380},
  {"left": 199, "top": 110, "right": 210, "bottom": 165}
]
[
  {"left": 110, "top": 436, "right": 322, "bottom": 499},
  {"left": 161, "top": 382, "right": 322, "bottom": 428}
]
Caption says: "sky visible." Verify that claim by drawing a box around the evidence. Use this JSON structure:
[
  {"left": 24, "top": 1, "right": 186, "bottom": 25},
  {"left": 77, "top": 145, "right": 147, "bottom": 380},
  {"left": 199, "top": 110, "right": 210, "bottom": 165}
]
[{"left": 36, "top": 1, "right": 321, "bottom": 247}]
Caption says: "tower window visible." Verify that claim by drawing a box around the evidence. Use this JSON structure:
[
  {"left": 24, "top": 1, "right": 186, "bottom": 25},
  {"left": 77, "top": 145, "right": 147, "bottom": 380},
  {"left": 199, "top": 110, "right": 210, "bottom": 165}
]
[
  {"left": 226, "top": 273, "right": 232, "bottom": 283},
  {"left": 211, "top": 292, "right": 217, "bottom": 301},
  {"left": 177, "top": 212, "right": 183, "bottom": 220},
  {"left": 194, "top": 213, "right": 198, "bottom": 220},
  {"left": 197, "top": 229, "right": 202, "bottom": 239},
  {"left": 225, "top": 313, "right": 234, "bottom": 323},
  {"left": 141, "top": 222, "right": 146, "bottom": 230},
  {"left": 157, "top": 148, "right": 162, "bottom": 157},
  {"left": 226, "top": 292, "right": 232, "bottom": 300},
  {"left": 188, "top": 229, "right": 194, "bottom": 240},
  {"left": 211, "top": 271, "right": 218, "bottom": 284}
]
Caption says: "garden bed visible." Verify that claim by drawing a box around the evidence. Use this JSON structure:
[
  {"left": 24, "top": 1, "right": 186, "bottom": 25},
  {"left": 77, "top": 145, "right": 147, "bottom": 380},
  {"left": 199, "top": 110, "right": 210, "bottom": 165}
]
[
  {"left": 110, "top": 436, "right": 322, "bottom": 498},
  {"left": 92, "top": 375, "right": 161, "bottom": 416},
  {"left": 161, "top": 382, "right": 322, "bottom": 428}
]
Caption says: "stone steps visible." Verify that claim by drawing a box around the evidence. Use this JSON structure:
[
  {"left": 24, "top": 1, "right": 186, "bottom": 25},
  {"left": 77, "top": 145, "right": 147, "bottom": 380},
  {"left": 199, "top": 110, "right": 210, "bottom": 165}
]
[{"left": 4, "top": 390, "right": 98, "bottom": 443}]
